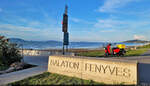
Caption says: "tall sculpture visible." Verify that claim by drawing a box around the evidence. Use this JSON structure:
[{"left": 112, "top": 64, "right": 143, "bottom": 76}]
[{"left": 62, "top": 5, "right": 69, "bottom": 55}]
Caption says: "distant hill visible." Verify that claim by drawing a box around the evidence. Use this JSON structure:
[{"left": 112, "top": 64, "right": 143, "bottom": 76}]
[
  {"left": 9, "top": 38, "right": 61, "bottom": 44},
  {"left": 9, "top": 38, "right": 103, "bottom": 49},
  {"left": 123, "top": 39, "right": 150, "bottom": 43},
  {"left": 9, "top": 38, "right": 62, "bottom": 49},
  {"left": 9, "top": 38, "right": 26, "bottom": 43}
]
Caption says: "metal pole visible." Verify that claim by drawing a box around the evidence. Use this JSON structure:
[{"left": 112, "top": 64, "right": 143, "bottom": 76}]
[
  {"left": 63, "top": 44, "right": 65, "bottom": 55},
  {"left": 62, "top": 5, "right": 68, "bottom": 55},
  {"left": 66, "top": 45, "right": 68, "bottom": 52},
  {"left": 21, "top": 44, "right": 24, "bottom": 62}
]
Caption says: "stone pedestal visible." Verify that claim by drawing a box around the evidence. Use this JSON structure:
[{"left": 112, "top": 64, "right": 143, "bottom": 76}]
[{"left": 48, "top": 55, "right": 138, "bottom": 85}]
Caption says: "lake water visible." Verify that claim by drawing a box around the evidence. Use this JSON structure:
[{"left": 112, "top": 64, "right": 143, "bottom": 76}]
[{"left": 19, "top": 42, "right": 146, "bottom": 49}]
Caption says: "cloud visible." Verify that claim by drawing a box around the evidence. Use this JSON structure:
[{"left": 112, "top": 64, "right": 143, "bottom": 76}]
[
  {"left": 94, "top": 15, "right": 150, "bottom": 31},
  {"left": 98, "top": 0, "right": 136, "bottom": 13},
  {"left": 70, "top": 17, "right": 94, "bottom": 24},
  {"left": 94, "top": 18, "right": 125, "bottom": 29},
  {"left": 134, "top": 35, "right": 146, "bottom": 40},
  {"left": 100, "top": 29, "right": 115, "bottom": 32},
  {"left": 0, "top": 24, "right": 39, "bottom": 32},
  {"left": 70, "top": 17, "right": 81, "bottom": 23},
  {"left": 29, "top": 21, "right": 41, "bottom": 26},
  {"left": 19, "top": 18, "right": 28, "bottom": 22},
  {"left": 0, "top": 24, "right": 62, "bottom": 41},
  {"left": 0, "top": 8, "right": 3, "bottom": 12}
]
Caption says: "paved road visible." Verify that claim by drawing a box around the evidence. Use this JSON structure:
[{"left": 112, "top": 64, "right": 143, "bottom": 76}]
[
  {"left": 24, "top": 55, "right": 49, "bottom": 66},
  {"left": 0, "top": 56, "right": 49, "bottom": 85}
]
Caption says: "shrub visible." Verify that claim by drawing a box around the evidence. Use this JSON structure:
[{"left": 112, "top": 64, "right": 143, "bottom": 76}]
[{"left": 0, "top": 36, "right": 22, "bottom": 66}]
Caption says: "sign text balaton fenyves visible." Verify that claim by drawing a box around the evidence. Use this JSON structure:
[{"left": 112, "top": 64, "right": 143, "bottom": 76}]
[{"left": 48, "top": 56, "right": 137, "bottom": 85}]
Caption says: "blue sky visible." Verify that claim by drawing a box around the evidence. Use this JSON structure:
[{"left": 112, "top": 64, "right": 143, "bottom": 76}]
[{"left": 0, "top": 0, "right": 150, "bottom": 42}]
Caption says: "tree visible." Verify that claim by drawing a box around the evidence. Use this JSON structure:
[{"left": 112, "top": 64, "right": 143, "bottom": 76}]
[{"left": 0, "top": 36, "right": 22, "bottom": 66}]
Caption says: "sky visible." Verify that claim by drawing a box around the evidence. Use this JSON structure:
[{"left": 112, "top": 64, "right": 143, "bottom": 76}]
[{"left": 0, "top": 0, "right": 150, "bottom": 42}]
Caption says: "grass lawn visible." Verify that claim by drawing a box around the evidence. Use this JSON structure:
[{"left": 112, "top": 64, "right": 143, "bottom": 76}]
[
  {"left": 125, "top": 48, "right": 148, "bottom": 56},
  {"left": 77, "top": 51, "right": 104, "bottom": 57},
  {"left": 77, "top": 47, "right": 149, "bottom": 57},
  {"left": 10, "top": 72, "right": 103, "bottom": 85}
]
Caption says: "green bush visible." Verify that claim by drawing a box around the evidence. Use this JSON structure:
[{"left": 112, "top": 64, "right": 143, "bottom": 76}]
[{"left": 0, "top": 36, "right": 22, "bottom": 66}]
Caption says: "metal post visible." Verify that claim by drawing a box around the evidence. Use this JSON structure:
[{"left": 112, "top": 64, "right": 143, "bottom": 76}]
[
  {"left": 66, "top": 45, "right": 68, "bottom": 52},
  {"left": 63, "top": 44, "right": 65, "bottom": 55},
  {"left": 22, "top": 44, "right": 24, "bottom": 62},
  {"left": 20, "top": 44, "right": 24, "bottom": 62},
  {"left": 62, "top": 5, "right": 69, "bottom": 55}
]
